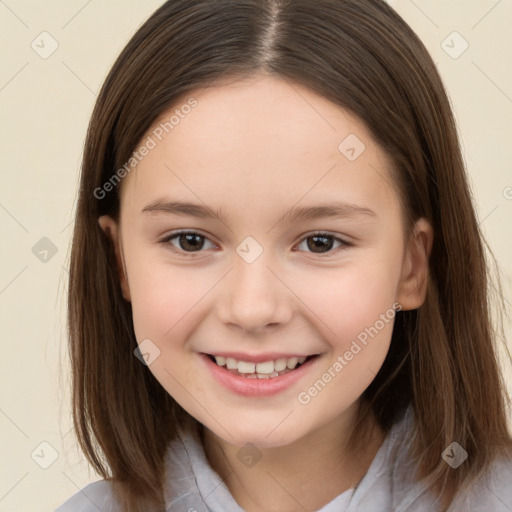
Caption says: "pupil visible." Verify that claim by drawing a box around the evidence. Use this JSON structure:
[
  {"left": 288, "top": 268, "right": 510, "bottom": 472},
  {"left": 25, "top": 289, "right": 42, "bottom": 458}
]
[
  {"left": 181, "top": 234, "right": 203, "bottom": 251},
  {"left": 308, "top": 235, "right": 332, "bottom": 253}
]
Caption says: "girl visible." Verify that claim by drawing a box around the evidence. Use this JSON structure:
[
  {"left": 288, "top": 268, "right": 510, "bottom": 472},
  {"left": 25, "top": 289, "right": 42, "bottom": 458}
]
[{"left": 56, "top": 1, "right": 512, "bottom": 511}]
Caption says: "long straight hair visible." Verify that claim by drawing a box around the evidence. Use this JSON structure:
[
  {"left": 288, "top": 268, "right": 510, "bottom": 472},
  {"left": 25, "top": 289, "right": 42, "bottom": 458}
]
[{"left": 68, "top": 0, "right": 511, "bottom": 510}]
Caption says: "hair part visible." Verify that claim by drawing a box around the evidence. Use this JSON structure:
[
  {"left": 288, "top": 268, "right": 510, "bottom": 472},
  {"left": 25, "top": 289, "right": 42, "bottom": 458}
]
[{"left": 68, "top": 1, "right": 511, "bottom": 510}]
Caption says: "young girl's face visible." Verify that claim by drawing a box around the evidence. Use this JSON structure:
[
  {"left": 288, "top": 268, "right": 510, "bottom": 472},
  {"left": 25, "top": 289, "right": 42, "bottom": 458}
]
[{"left": 100, "top": 74, "right": 430, "bottom": 448}]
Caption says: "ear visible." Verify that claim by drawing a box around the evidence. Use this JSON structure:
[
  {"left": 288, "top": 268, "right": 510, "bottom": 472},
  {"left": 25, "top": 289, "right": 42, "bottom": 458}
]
[
  {"left": 98, "top": 215, "right": 131, "bottom": 302},
  {"left": 396, "top": 218, "right": 433, "bottom": 311}
]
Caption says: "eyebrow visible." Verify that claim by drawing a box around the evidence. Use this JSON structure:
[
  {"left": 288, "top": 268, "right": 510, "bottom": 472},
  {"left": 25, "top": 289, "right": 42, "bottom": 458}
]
[{"left": 141, "top": 199, "right": 376, "bottom": 224}]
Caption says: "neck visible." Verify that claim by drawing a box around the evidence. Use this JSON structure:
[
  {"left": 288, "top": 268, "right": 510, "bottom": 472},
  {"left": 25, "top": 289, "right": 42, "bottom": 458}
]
[{"left": 201, "top": 402, "right": 385, "bottom": 512}]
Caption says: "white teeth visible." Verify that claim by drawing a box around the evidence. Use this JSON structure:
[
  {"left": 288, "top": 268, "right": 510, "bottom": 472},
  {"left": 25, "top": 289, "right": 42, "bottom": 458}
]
[
  {"left": 226, "top": 357, "right": 238, "bottom": 370},
  {"left": 238, "top": 361, "right": 256, "bottom": 373},
  {"left": 274, "top": 358, "right": 287, "bottom": 371},
  {"left": 211, "top": 354, "right": 312, "bottom": 376},
  {"left": 255, "top": 360, "right": 275, "bottom": 374},
  {"left": 286, "top": 357, "right": 299, "bottom": 369}
]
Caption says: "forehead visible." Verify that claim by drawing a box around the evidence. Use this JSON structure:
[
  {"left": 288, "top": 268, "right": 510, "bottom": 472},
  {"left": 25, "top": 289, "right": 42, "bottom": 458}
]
[{"left": 120, "top": 74, "right": 399, "bottom": 222}]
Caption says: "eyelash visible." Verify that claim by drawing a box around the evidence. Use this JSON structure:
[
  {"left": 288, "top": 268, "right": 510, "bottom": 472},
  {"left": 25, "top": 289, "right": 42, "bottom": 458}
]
[{"left": 158, "top": 230, "right": 352, "bottom": 257}]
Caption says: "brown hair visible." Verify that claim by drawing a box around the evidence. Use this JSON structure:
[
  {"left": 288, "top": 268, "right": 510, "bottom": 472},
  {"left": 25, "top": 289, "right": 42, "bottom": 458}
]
[{"left": 68, "top": 0, "right": 512, "bottom": 510}]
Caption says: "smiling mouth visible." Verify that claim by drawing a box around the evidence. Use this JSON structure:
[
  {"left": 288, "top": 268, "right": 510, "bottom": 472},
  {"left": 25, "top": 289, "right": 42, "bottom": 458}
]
[{"left": 204, "top": 353, "right": 319, "bottom": 379}]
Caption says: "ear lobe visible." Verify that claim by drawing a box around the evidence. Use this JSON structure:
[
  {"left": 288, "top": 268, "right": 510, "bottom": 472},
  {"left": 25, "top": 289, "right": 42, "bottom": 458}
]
[
  {"left": 396, "top": 218, "right": 433, "bottom": 311},
  {"left": 98, "top": 215, "right": 131, "bottom": 302}
]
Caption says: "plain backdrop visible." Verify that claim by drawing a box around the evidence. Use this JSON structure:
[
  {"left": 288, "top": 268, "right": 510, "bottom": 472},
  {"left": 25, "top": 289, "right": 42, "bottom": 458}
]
[{"left": 0, "top": 1, "right": 511, "bottom": 510}]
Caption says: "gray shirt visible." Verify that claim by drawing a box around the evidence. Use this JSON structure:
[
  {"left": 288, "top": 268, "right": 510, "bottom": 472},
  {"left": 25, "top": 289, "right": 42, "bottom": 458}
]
[{"left": 55, "top": 408, "right": 512, "bottom": 511}]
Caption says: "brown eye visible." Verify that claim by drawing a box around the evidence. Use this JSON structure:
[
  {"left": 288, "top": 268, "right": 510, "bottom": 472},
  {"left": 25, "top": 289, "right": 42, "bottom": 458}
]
[
  {"left": 296, "top": 233, "right": 349, "bottom": 255},
  {"left": 176, "top": 233, "right": 205, "bottom": 251},
  {"left": 307, "top": 235, "right": 335, "bottom": 253},
  {"left": 162, "top": 231, "right": 216, "bottom": 253}
]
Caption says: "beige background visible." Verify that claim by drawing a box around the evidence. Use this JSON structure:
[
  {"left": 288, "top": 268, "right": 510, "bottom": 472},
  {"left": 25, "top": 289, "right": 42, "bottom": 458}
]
[{"left": 0, "top": 1, "right": 511, "bottom": 510}]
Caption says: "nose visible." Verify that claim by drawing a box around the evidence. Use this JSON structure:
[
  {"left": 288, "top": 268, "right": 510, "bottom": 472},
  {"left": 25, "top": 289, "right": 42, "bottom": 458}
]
[{"left": 217, "top": 252, "right": 294, "bottom": 334}]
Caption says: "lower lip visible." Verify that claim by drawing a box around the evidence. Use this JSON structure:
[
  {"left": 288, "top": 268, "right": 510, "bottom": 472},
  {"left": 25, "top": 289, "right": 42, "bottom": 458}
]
[{"left": 199, "top": 353, "right": 319, "bottom": 397}]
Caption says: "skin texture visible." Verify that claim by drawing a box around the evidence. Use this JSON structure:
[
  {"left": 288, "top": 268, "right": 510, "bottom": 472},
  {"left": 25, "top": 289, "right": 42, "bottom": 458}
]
[{"left": 99, "top": 74, "right": 433, "bottom": 512}]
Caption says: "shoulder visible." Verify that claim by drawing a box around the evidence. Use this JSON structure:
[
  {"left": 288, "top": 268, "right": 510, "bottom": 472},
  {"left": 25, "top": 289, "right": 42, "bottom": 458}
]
[
  {"left": 450, "top": 454, "right": 512, "bottom": 511},
  {"left": 54, "top": 479, "right": 117, "bottom": 512},
  {"left": 54, "top": 431, "right": 195, "bottom": 512},
  {"left": 381, "top": 410, "right": 512, "bottom": 511}
]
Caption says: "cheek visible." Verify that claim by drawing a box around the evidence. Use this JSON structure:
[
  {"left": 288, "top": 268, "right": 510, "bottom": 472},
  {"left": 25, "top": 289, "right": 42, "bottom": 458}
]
[
  {"left": 125, "top": 258, "right": 212, "bottom": 405},
  {"left": 294, "top": 255, "right": 402, "bottom": 346},
  {"left": 126, "top": 252, "right": 209, "bottom": 341},
  {"left": 130, "top": 276, "right": 176, "bottom": 340},
  {"left": 293, "top": 272, "right": 398, "bottom": 428}
]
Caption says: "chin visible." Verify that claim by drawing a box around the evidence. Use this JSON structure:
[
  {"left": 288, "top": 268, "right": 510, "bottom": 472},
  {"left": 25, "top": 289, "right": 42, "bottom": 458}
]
[{"left": 211, "top": 422, "right": 306, "bottom": 449}]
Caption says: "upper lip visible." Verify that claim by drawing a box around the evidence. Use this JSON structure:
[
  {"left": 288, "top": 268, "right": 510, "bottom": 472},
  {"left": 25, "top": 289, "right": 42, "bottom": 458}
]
[{"left": 202, "top": 352, "right": 318, "bottom": 363}]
